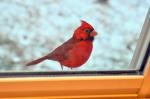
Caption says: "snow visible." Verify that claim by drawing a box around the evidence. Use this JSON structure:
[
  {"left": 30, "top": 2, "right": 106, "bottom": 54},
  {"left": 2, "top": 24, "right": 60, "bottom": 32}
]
[{"left": 0, "top": 0, "right": 149, "bottom": 72}]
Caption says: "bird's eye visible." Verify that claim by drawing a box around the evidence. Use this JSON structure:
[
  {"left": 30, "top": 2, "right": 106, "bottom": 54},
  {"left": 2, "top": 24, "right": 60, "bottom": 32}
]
[{"left": 84, "top": 29, "right": 91, "bottom": 33}]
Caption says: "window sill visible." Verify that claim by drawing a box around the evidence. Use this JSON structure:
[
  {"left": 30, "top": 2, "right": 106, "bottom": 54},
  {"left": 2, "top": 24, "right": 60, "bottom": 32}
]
[{"left": 0, "top": 75, "right": 143, "bottom": 98}]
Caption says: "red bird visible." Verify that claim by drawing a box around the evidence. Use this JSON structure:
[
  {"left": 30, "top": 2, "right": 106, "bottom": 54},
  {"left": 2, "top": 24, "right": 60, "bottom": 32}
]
[{"left": 26, "top": 20, "right": 97, "bottom": 69}]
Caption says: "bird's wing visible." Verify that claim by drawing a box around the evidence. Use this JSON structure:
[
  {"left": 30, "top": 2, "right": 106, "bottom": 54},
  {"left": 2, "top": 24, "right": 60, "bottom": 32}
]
[{"left": 47, "top": 38, "right": 77, "bottom": 61}]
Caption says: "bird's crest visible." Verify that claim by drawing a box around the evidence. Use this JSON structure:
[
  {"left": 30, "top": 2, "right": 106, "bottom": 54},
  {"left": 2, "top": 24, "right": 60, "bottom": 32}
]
[{"left": 81, "top": 20, "right": 94, "bottom": 30}]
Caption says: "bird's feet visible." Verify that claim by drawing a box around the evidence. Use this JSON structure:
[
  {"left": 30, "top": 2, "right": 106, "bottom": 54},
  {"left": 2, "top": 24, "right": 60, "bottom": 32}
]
[{"left": 60, "top": 64, "right": 63, "bottom": 70}]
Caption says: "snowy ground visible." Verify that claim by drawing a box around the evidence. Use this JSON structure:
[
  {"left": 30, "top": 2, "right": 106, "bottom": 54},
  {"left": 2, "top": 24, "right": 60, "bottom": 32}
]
[{"left": 0, "top": 0, "right": 149, "bottom": 72}]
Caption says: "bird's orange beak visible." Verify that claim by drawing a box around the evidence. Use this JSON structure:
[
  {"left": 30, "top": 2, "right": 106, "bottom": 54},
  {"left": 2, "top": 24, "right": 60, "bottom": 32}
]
[{"left": 90, "top": 30, "right": 97, "bottom": 37}]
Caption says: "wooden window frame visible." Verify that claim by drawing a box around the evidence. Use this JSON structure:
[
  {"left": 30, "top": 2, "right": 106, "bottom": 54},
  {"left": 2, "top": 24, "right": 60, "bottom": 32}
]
[{"left": 0, "top": 60, "right": 149, "bottom": 99}]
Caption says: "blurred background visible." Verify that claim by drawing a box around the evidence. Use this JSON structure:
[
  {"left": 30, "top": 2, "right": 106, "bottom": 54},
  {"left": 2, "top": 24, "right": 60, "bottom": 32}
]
[{"left": 0, "top": 0, "right": 149, "bottom": 72}]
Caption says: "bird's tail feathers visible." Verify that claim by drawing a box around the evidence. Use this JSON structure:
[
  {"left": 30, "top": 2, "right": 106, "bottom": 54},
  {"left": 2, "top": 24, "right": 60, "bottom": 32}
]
[{"left": 26, "top": 55, "right": 49, "bottom": 66}]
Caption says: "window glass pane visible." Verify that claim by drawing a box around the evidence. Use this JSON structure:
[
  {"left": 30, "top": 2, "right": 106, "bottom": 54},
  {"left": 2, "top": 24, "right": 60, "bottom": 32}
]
[{"left": 0, "top": 0, "right": 149, "bottom": 72}]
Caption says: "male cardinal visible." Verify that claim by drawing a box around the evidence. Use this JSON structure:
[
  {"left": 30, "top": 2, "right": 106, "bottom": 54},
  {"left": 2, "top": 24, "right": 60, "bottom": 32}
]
[{"left": 26, "top": 20, "right": 97, "bottom": 69}]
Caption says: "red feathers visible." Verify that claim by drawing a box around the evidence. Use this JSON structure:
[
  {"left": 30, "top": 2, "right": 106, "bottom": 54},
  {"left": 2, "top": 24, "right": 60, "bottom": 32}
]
[{"left": 26, "top": 20, "right": 97, "bottom": 69}]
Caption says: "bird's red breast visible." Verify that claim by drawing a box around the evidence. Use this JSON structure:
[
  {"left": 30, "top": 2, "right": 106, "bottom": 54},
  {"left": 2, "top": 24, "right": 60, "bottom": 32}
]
[{"left": 59, "top": 40, "right": 93, "bottom": 68}]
